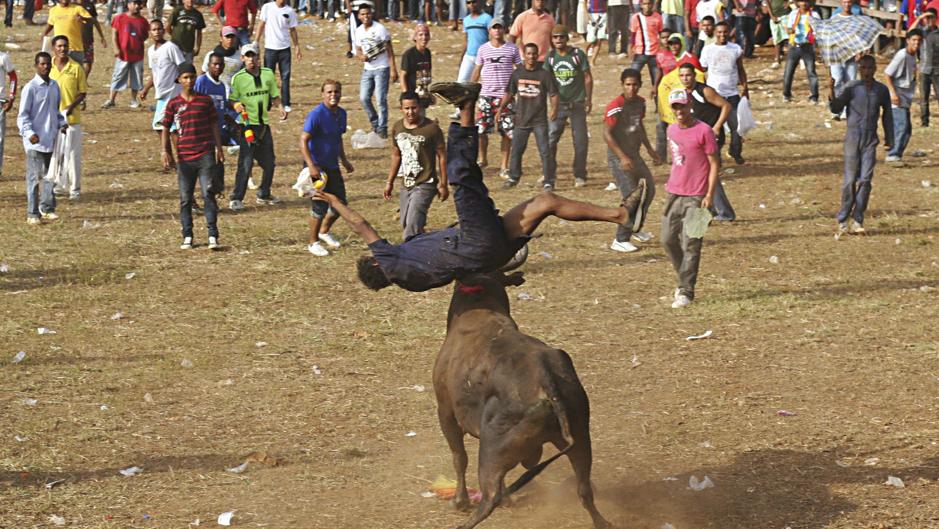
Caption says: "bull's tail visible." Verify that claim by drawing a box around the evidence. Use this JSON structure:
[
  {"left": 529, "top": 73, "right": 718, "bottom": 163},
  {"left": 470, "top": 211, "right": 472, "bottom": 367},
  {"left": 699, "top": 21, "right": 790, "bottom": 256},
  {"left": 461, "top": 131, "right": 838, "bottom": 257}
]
[{"left": 505, "top": 355, "right": 575, "bottom": 496}]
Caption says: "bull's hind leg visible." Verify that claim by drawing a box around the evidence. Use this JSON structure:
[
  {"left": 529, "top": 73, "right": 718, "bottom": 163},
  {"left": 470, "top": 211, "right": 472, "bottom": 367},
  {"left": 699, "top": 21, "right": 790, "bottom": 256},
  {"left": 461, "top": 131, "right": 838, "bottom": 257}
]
[
  {"left": 456, "top": 452, "right": 509, "bottom": 529},
  {"left": 438, "top": 409, "right": 471, "bottom": 511},
  {"left": 556, "top": 437, "right": 612, "bottom": 529}
]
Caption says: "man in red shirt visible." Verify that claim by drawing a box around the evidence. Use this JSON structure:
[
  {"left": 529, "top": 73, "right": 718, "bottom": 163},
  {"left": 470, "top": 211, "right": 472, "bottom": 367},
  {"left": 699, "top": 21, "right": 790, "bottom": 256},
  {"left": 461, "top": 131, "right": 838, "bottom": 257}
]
[
  {"left": 212, "top": 0, "right": 258, "bottom": 46},
  {"left": 102, "top": 0, "right": 149, "bottom": 108},
  {"left": 161, "top": 63, "right": 225, "bottom": 250}
]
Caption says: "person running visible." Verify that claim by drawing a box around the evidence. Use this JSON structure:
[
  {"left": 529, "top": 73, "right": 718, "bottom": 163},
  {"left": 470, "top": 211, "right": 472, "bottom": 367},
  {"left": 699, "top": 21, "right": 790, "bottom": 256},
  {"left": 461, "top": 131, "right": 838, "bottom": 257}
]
[
  {"left": 102, "top": 0, "right": 149, "bottom": 108},
  {"left": 604, "top": 68, "right": 660, "bottom": 253},
  {"left": 661, "top": 88, "right": 718, "bottom": 308},
  {"left": 256, "top": 0, "right": 301, "bottom": 117},
  {"left": 79, "top": 0, "right": 107, "bottom": 78},
  {"left": 545, "top": 24, "right": 592, "bottom": 188},
  {"left": 762, "top": 0, "right": 789, "bottom": 67},
  {"left": 884, "top": 29, "right": 922, "bottom": 164},
  {"left": 385, "top": 91, "right": 448, "bottom": 239},
  {"left": 583, "top": 0, "right": 608, "bottom": 65},
  {"left": 471, "top": 17, "right": 521, "bottom": 175},
  {"left": 829, "top": 55, "right": 893, "bottom": 237},
  {"left": 312, "top": 82, "right": 645, "bottom": 292},
  {"left": 161, "top": 63, "right": 224, "bottom": 250},
  {"left": 49, "top": 35, "right": 87, "bottom": 201}
]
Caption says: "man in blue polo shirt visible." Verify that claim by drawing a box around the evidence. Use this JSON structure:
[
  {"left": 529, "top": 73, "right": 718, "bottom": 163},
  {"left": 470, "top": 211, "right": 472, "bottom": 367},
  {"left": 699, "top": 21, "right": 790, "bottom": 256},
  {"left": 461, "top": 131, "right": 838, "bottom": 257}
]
[{"left": 301, "top": 79, "right": 355, "bottom": 257}]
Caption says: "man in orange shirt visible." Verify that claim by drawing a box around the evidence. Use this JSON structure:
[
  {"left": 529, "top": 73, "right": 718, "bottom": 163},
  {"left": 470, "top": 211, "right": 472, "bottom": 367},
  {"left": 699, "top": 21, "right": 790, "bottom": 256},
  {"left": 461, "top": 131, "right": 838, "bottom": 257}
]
[{"left": 508, "top": 0, "right": 555, "bottom": 61}]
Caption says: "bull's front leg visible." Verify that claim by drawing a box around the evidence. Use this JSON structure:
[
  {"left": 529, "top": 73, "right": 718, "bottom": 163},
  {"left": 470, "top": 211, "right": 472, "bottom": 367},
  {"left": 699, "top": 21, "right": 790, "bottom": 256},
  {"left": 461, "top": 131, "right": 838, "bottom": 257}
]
[{"left": 438, "top": 408, "right": 472, "bottom": 511}]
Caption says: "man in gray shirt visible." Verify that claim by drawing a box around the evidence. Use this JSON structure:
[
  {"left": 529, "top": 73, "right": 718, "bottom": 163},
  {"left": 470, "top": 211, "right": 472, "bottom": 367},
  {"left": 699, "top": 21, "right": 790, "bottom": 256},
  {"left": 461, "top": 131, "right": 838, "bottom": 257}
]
[{"left": 884, "top": 29, "right": 922, "bottom": 163}]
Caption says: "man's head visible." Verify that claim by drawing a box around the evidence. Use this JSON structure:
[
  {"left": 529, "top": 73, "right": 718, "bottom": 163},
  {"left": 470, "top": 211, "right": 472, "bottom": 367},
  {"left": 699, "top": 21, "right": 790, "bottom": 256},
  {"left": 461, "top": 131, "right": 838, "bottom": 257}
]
[
  {"left": 700, "top": 16, "right": 715, "bottom": 36},
  {"left": 678, "top": 62, "right": 697, "bottom": 89},
  {"left": 221, "top": 26, "right": 238, "bottom": 48},
  {"left": 796, "top": 0, "right": 809, "bottom": 11},
  {"left": 658, "top": 29, "right": 671, "bottom": 47},
  {"left": 182, "top": 0, "right": 193, "bottom": 8},
  {"left": 669, "top": 88, "right": 692, "bottom": 124},
  {"left": 400, "top": 91, "right": 421, "bottom": 124},
  {"left": 551, "top": 24, "right": 569, "bottom": 50},
  {"left": 52, "top": 35, "right": 70, "bottom": 60},
  {"left": 839, "top": 0, "right": 854, "bottom": 12},
  {"left": 322, "top": 79, "right": 342, "bottom": 109},
  {"left": 208, "top": 52, "right": 225, "bottom": 79},
  {"left": 620, "top": 68, "right": 642, "bottom": 98},
  {"left": 357, "top": 255, "right": 391, "bottom": 290},
  {"left": 906, "top": 28, "right": 923, "bottom": 54},
  {"left": 523, "top": 43, "right": 539, "bottom": 68},
  {"left": 926, "top": 8, "right": 937, "bottom": 28},
  {"left": 640, "top": 0, "right": 654, "bottom": 15},
  {"left": 531, "top": 0, "right": 545, "bottom": 13},
  {"left": 488, "top": 18, "right": 505, "bottom": 41},
  {"left": 668, "top": 34, "right": 683, "bottom": 55},
  {"left": 467, "top": 0, "right": 481, "bottom": 14},
  {"left": 413, "top": 23, "right": 430, "bottom": 48},
  {"left": 358, "top": 4, "right": 374, "bottom": 26},
  {"left": 150, "top": 19, "right": 165, "bottom": 43},
  {"left": 858, "top": 54, "right": 876, "bottom": 81},
  {"left": 127, "top": 0, "right": 142, "bottom": 15},
  {"left": 177, "top": 62, "right": 197, "bottom": 91},
  {"left": 241, "top": 42, "right": 260, "bottom": 70},
  {"left": 35, "top": 52, "right": 52, "bottom": 79},
  {"left": 714, "top": 21, "right": 730, "bottom": 44},
  {"left": 60, "top": 0, "right": 71, "bottom": 6}
]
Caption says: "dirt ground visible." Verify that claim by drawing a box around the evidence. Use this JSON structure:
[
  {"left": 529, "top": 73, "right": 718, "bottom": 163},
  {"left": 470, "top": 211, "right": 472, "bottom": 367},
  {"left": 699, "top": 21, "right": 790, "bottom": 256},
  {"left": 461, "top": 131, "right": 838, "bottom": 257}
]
[{"left": 2, "top": 9, "right": 939, "bottom": 529}]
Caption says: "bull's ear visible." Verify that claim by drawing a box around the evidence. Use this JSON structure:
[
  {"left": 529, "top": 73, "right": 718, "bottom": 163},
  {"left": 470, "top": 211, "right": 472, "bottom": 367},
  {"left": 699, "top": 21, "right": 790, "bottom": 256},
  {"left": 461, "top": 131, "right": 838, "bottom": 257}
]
[{"left": 500, "top": 271, "right": 526, "bottom": 287}]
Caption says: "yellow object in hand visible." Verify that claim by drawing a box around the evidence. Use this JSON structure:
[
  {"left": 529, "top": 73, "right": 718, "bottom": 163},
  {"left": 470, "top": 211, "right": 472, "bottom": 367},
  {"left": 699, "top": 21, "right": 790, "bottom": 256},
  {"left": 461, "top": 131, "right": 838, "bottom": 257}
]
[{"left": 313, "top": 172, "right": 328, "bottom": 190}]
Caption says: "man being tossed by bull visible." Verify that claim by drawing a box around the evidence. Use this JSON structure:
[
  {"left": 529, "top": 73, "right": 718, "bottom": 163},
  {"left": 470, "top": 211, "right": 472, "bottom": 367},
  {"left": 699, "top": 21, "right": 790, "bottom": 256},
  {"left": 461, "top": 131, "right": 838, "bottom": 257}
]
[{"left": 313, "top": 82, "right": 645, "bottom": 292}]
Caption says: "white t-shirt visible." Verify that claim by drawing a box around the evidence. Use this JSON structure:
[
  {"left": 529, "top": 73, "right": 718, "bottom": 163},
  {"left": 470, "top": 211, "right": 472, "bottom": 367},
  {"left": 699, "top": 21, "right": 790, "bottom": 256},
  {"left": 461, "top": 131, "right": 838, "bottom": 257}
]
[
  {"left": 700, "top": 42, "right": 742, "bottom": 98},
  {"left": 354, "top": 22, "right": 391, "bottom": 70},
  {"left": 260, "top": 2, "right": 298, "bottom": 51},
  {"left": 0, "top": 52, "right": 14, "bottom": 100},
  {"left": 696, "top": 0, "right": 722, "bottom": 23},
  {"left": 148, "top": 41, "right": 186, "bottom": 100}
]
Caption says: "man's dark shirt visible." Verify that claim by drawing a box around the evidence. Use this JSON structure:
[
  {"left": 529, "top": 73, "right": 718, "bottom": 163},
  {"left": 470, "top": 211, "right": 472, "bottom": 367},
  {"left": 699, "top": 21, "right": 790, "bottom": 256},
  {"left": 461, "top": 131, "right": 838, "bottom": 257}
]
[{"left": 369, "top": 229, "right": 463, "bottom": 292}]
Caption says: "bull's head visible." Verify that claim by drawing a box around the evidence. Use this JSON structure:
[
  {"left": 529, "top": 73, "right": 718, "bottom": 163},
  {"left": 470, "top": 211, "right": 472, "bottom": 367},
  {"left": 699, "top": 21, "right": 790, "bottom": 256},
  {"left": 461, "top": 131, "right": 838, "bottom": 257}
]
[{"left": 446, "top": 272, "right": 526, "bottom": 327}]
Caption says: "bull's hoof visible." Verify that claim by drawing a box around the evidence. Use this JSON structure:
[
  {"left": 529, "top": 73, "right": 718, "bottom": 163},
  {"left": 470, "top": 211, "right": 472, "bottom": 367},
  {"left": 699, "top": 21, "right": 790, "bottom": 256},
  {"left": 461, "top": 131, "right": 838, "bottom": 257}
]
[{"left": 449, "top": 497, "right": 472, "bottom": 512}]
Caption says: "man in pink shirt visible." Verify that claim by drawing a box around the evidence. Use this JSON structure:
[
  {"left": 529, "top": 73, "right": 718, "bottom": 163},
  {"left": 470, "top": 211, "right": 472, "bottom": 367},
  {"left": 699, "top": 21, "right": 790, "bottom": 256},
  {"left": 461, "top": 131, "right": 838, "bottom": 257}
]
[
  {"left": 508, "top": 0, "right": 555, "bottom": 62},
  {"left": 661, "top": 88, "right": 718, "bottom": 308},
  {"left": 630, "top": 0, "right": 664, "bottom": 96}
]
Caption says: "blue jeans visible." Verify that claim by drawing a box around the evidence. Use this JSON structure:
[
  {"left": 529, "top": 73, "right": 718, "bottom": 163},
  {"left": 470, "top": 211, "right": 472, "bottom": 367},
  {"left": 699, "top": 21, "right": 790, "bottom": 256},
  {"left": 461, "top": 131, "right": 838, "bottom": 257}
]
[
  {"left": 887, "top": 106, "right": 911, "bottom": 158},
  {"left": 734, "top": 16, "right": 755, "bottom": 58},
  {"left": 493, "top": 0, "right": 512, "bottom": 22},
  {"left": 630, "top": 54, "right": 659, "bottom": 91},
  {"left": 837, "top": 129, "right": 878, "bottom": 225},
  {"left": 25, "top": 150, "right": 55, "bottom": 218},
  {"left": 231, "top": 125, "right": 276, "bottom": 201},
  {"left": 4, "top": 0, "right": 14, "bottom": 26},
  {"left": 508, "top": 124, "right": 554, "bottom": 185},
  {"left": 829, "top": 59, "right": 857, "bottom": 98},
  {"left": 608, "top": 149, "right": 654, "bottom": 241},
  {"left": 360, "top": 67, "right": 390, "bottom": 136},
  {"left": 236, "top": 28, "right": 252, "bottom": 46},
  {"left": 264, "top": 47, "right": 292, "bottom": 107},
  {"left": 178, "top": 152, "right": 220, "bottom": 238},
  {"left": 548, "top": 102, "right": 589, "bottom": 181},
  {"left": 663, "top": 13, "right": 685, "bottom": 35},
  {"left": 783, "top": 44, "right": 819, "bottom": 101}
]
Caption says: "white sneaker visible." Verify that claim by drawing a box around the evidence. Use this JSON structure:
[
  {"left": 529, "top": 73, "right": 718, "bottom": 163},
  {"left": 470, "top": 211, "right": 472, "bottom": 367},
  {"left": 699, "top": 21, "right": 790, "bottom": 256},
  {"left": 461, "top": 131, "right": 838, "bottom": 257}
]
[
  {"left": 129, "top": 99, "right": 140, "bottom": 109},
  {"left": 885, "top": 155, "right": 901, "bottom": 163},
  {"left": 283, "top": 105, "right": 292, "bottom": 114},
  {"left": 307, "top": 242, "right": 329, "bottom": 256},
  {"left": 671, "top": 294, "right": 692, "bottom": 308},
  {"left": 850, "top": 220, "right": 866, "bottom": 235},
  {"left": 40, "top": 210, "right": 59, "bottom": 221},
  {"left": 574, "top": 178, "right": 587, "bottom": 188},
  {"left": 247, "top": 177, "right": 259, "bottom": 190},
  {"left": 771, "top": 61, "right": 780, "bottom": 69},
  {"left": 69, "top": 192, "right": 80, "bottom": 200},
  {"left": 255, "top": 196, "right": 282, "bottom": 205},
  {"left": 26, "top": 217, "right": 42, "bottom": 225},
  {"left": 632, "top": 231, "right": 653, "bottom": 243},
  {"left": 180, "top": 236, "right": 193, "bottom": 250},
  {"left": 605, "top": 182, "right": 618, "bottom": 191},
  {"left": 610, "top": 239, "right": 639, "bottom": 253},
  {"left": 208, "top": 236, "right": 219, "bottom": 250},
  {"left": 229, "top": 199, "right": 245, "bottom": 211},
  {"left": 318, "top": 232, "right": 341, "bottom": 248}
]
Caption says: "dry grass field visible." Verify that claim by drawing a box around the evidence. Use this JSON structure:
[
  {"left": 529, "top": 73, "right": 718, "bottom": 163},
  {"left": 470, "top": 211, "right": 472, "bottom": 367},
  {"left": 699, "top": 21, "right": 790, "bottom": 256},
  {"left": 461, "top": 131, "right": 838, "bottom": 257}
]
[{"left": 2, "top": 9, "right": 939, "bottom": 529}]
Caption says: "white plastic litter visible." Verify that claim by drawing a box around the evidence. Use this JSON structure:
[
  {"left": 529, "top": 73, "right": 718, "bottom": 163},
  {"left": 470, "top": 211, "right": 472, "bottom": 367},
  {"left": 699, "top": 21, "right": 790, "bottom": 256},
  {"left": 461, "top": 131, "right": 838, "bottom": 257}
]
[
  {"left": 769, "top": 255, "right": 780, "bottom": 265},
  {"left": 124, "top": 272, "right": 136, "bottom": 279},
  {"left": 688, "top": 475, "right": 714, "bottom": 491},
  {"left": 865, "top": 457, "right": 880, "bottom": 466},
  {"left": 144, "top": 392, "right": 154, "bottom": 403},
  {"left": 662, "top": 476, "right": 678, "bottom": 481},
  {"left": 119, "top": 466, "right": 143, "bottom": 477},
  {"left": 227, "top": 462, "right": 249, "bottom": 474},
  {"left": 37, "top": 327, "right": 56, "bottom": 335},
  {"left": 631, "top": 354, "right": 641, "bottom": 368},
  {"left": 292, "top": 167, "right": 315, "bottom": 197},
  {"left": 922, "top": 180, "right": 932, "bottom": 188},
  {"left": 100, "top": 405, "right": 109, "bottom": 411},
  {"left": 49, "top": 515, "right": 66, "bottom": 526},
  {"left": 12, "top": 351, "right": 26, "bottom": 364},
  {"left": 662, "top": 524, "right": 677, "bottom": 529},
  {"left": 217, "top": 511, "right": 235, "bottom": 526},
  {"left": 885, "top": 476, "right": 905, "bottom": 487},
  {"left": 312, "top": 365, "right": 322, "bottom": 375},
  {"left": 81, "top": 220, "right": 101, "bottom": 229},
  {"left": 110, "top": 312, "right": 124, "bottom": 320},
  {"left": 255, "top": 341, "right": 268, "bottom": 348},
  {"left": 4, "top": 42, "right": 22, "bottom": 50},
  {"left": 0, "top": 262, "right": 10, "bottom": 273},
  {"left": 350, "top": 129, "right": 387, "bottom": 149},
  {"left": 181, "top": 359, "right": 194, "bottom": 368},
  {"left": 22, "top": 398, "right": 38, "bottom": 406},
  {"left": 405, "top": 431, "right": 417, "bottom": 437},
  {"left": 15, "top": 435, "right": 27, "bottom": 442},
  {"left": 686, "top": 330, "right": 713, "bottom": 341},
  {"left": 420, "top": 491, "right": 436, "bottom": 498}
]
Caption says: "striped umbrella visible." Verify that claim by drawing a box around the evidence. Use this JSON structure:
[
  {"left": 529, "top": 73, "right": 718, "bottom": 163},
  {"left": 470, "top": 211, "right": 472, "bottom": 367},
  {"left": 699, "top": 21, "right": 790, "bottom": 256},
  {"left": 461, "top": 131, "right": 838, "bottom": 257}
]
[{"left": 814, "top": 15, "right": 882, "bottom": 65}]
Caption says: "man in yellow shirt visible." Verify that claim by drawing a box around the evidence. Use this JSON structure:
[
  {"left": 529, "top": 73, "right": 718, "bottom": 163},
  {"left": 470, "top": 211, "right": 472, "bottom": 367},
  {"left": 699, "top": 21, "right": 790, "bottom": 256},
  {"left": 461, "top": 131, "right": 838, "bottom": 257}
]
[
  {"left": 40, "top": 0, "right": 107, "bottom": 66},
  {"left": 49, "top": 35, "right": 88, "bottom": 200}
]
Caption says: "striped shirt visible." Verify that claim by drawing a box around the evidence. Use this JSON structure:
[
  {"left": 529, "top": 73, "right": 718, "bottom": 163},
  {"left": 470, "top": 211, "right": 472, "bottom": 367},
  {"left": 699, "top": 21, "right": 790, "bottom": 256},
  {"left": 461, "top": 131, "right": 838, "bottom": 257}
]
[
  {"left": 630, "top": 12, "right": 663, "bottom": 55},
  {"left": 474, "top": 41, "right": 522, "bottom": 98},
  {"left": 162, "top": 93, "right": 218, "bottom": 162}
]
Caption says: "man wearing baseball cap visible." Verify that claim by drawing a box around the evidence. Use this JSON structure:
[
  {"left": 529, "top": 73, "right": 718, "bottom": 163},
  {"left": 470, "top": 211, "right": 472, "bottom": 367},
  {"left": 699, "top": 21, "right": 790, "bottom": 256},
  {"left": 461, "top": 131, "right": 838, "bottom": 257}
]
[
  {"left": 661, "top": 87, "right": 718, "bottom": 308},
  {"left": 211, "top": 0, "right": 258, "bottom": 46},
  {"left": 200, "top": 27, "right": 243, "bottom": 88}
]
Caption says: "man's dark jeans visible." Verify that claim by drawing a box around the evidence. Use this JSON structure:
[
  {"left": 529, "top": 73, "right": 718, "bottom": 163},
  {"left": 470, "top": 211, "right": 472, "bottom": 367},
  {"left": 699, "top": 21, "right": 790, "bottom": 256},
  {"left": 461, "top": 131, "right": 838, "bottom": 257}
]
[
  {"left": 607, "top": 4, "right": 631, "bottom": 55},
  {"left": 783, "top": 43, "right": 819, "bottom": 101},
  {"left": 230, "top": 124, "right": 276, "bottom": 201},
  {"left": 264, "top": 47, "right": 292, "bottom": 108},
  {"left": 4, "top": 0, "right": 14, "bottom": 26},
  {"left": 178, "top": 152, "right": 220, "bottom": 238},
  {"left": 921, "top": 72, "right": 939, "bottom": 126},
  {"left": 548, "top": 102, "right": 588, "bottom": 181},
  {"left": 734, "top": 16, "right": 756, "bottom": 58},
  {"left": 508, "top": 123, "right": 555, "bottom": 186}
]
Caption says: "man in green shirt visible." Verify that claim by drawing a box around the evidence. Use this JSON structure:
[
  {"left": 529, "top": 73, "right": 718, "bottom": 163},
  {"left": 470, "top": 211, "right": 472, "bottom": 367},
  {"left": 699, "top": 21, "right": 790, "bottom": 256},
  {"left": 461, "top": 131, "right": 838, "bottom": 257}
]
[
  {"left": 228, "top": 42, "right": 286, "bottom": 211},
  {"left": 544, "top": 25, "right": 593, "bottom": 188},
  {"left": 168, "top": 0, "right": 206, "bottom": 63}
]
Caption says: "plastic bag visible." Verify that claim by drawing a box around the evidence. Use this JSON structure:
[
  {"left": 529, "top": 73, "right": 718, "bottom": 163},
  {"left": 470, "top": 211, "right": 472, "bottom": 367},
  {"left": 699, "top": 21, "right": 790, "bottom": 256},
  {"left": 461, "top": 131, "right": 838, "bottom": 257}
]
[
  {"left": 684, "top": 207, "right": 713, "bottom": 239},
  {"left": 350, "top": 129, "right": 387, "bottom": 149},
  {"left": 737, "top": 96, "right": 755, "bottom": 137},
  {"left": 292, "top": 167, "right": 329, "bottom": 197},
  {"left": 44, "top": 128, "right": 69, "bottom": 190}
]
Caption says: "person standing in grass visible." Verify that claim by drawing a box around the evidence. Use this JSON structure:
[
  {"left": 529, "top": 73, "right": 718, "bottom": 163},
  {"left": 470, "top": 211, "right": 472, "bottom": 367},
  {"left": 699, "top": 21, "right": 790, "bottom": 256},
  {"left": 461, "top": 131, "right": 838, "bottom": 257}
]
[
  {"left": 471, "top": 17, "right": 521, "bottom": 175},
  {"left": 0, "top": 50, "right": 17, "bottom": 180},
  {"left": 545, "top": 25, "right": 592, "bottom": 188},
  {"left": 161, "top": 63, "right": 224, "bottom": 250},
  {"left": 256, "top": 0, "right": 301, "bottom": 118},
  {"left": 884, "top": 29, "right": 922, "bottom": 165},
  {"left": 761, "top": 0, "right": 789, "bottom": 68},
  {"left": 40, "top": 0, "right": 107, "bottom": 67},
  {"left": 168, "top": 0, "right": 207, "bottom": 63},
  {"left": 140, "top": 20, "right": 187, "bottom": 163},
  {"left": 399, "top": 24, "right": 434, "bottom": 109},
  {"left": 49, "top": 35, "right": 87, "bottom": 201},
  {"left": 102, "top": 0, "right": 150, "bottom": 108}
]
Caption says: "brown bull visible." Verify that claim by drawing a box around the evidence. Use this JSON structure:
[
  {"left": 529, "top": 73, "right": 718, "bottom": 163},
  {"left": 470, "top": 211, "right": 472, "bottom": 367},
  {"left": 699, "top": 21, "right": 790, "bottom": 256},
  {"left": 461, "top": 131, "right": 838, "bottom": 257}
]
[{"left": 433, "top": 271, "right": 611, "bottom": 529}]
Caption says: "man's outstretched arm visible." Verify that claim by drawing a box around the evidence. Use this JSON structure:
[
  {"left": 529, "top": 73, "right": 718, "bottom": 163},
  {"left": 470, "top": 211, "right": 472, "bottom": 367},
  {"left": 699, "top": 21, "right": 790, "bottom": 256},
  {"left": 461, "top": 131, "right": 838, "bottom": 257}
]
[{"left": 312, "top": 191, "right": 382, "bottom": 244}]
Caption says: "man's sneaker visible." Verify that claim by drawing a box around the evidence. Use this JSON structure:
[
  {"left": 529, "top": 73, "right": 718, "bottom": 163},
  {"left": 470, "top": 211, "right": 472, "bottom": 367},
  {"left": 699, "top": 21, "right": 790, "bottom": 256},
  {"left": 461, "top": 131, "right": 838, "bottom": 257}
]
[
  {"left": 256, "top": 196, "right": 282, "bottom": 205},
  {"left": 307, "top": 241, "right": 329, "bottom": 256},
  {"left": 574, "top": 178, "right": 587, "bottom": 188},
  {"left": 180, "top": 236, "right": 193, "bottom": 250},
  {"left": 318, "top": 232, "right": 341, "bottom": 248},
  {"left": 671, "top": 294, "right": 692, "bottom": 309},
  {"left": 835, "top": 222, "right": 849, "bottom": 240},
  {"left": 610, "top": 239, "right": 639, "bottom": 253},
  {"left": 850, "top": 220, "right": 866, "bottom": 235},
  {"left": 208, "top": 236, "right": 219, "bottom": 250},
  {"left": 498, "top": 168, "right": 510, "bottom": 180},
  {"left": 771, "top": 60, "right": 780, "bottom": 69},
  {"left": 632, "top": 231, "right": 653, "bottom": 243},
  {"left": 542, "top": 183, "right": 554, "bottom": 192},
  {"left": 605, "top": 182, "right": 618, "bottom": 191},
  {"left": 345, "top": 50, "right": 353, "bottom": 58},
  {"left": 100, "top": 99, "right": 115, "bottom": 109},
  {"left": 885, "top": 155, "right": 902, "bottom": 163},
  {"left": 129, "top": 99, "right": 140, "bottom": 109},
  {"left": 733, "top": 155, "right": 746, "bottom": 165},
  {"left": 502, "top": 179, "right": 519, "bottom": 189},
  {"left": 53, "top": 188, "right": 67, "bottom": 197},
  {"left": 26, "top": 217, "right": 42, "bottom": 225},
  {"left": 283, "top": 105, "right": 292, "bottom": 114},
  {"left": 40, "top": 210, "right": 59, "bottom": 221},
  {"left": 69, "top": 192, "right": 80, "bottom": 200},
  {"left": 247, "top": 176, "right": 259, "bottom": 190},
  {"left": 429, "top": 81, "right": 481, "bottom": 106},
  {"left": 229, "top": 199, "right": 245, "bottom": 211}
]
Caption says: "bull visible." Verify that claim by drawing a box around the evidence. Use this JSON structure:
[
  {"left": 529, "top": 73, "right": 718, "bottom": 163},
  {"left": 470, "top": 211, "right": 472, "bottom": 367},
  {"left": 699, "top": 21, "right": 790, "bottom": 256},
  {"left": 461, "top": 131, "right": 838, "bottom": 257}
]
[{"left": 432, "top": 271, "right": 612, "bottom": 529}]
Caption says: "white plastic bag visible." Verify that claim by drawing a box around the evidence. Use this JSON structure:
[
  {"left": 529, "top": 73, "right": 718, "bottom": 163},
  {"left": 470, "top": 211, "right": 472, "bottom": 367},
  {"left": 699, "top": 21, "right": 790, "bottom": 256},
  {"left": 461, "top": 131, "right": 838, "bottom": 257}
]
[
  {"left": 350, "top": 129, "right": 387, "bottom": 149},
  {"left": 292, "top": 167, "right": 314, "bottom": 197},
  {"left": 737, "top": 96, "right": 755, "bottom": 138},
  {"left": 44, "top": 128, "right": 68, "bottom": 191}
]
